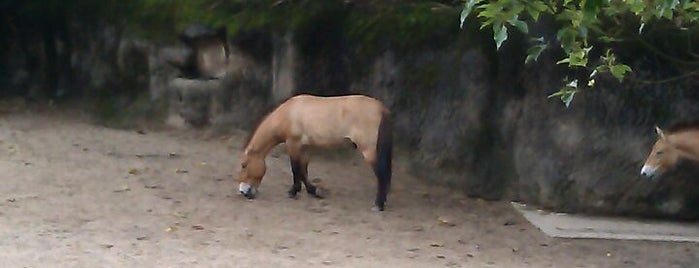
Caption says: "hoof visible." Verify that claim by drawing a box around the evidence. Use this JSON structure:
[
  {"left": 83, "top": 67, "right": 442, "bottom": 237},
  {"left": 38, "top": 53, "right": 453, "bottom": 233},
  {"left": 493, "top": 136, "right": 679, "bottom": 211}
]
[
  {"left": 288, "top": 191, "right": 299, "bottom": 199},
  {"left": 371, "top": 205, "right": 385, "bottom": 212},
  {"left": 309, "top": 187, "right": 325, "bottom": 199}
]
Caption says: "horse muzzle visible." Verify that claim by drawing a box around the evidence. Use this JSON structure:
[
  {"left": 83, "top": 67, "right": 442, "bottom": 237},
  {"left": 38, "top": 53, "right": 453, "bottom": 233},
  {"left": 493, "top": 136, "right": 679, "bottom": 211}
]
[
  {"left": 640, "top": 165, "right": 657, "bottom": 179},
  {"left": 239, "top": 182, "right": 257, "bottom": 199}
]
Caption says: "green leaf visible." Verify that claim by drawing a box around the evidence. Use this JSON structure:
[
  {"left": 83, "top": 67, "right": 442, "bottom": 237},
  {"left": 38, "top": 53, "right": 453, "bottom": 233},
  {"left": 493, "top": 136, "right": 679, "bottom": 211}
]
[
  {"left": 526, "top": 1, "right": 551, "bottom": 20},
  {"left": 509, "top": 17, "right": 529, "bottom": 34},
  {"left": 460, "top": 0, "right": 480, "bottom": 29},
  {"left": 493, "top": 23, "right": 508, "bottom": 50},
  {"left": 609, "top": 64, "right": 632, "bottom": 82},
  {"left": 583, "top": 0, "right": 603, "bottom": 21},
  {"left": 525, "top": 38, "right": 548, "bottom": 64},
  {"left": 548, "top": 79, "right": 578, "bottom": 108}
]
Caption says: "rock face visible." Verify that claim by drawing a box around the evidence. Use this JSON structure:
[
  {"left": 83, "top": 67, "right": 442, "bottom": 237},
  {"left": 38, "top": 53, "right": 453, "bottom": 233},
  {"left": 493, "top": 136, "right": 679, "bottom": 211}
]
[
  {"left": 164, "top": 24, "right": 271, "bottom": 132},
  {"left": 503, "top": 52, "right": 699, "bottom": 218}
]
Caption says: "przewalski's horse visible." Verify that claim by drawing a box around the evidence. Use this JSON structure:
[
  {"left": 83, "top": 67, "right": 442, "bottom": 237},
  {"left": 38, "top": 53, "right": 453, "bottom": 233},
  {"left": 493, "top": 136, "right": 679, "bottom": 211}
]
[
  {"left": 640, "top": 123, "right": 699, "bottom": 179},
  {"left": 237, "top": 94, "right": 393, "bottom": 211}
]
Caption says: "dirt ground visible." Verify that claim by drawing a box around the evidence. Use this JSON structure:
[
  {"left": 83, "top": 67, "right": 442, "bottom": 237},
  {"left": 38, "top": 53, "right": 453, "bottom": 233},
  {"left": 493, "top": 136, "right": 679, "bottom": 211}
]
[{"left": 0, "top": 104, "right": 697, "bottom": 268}]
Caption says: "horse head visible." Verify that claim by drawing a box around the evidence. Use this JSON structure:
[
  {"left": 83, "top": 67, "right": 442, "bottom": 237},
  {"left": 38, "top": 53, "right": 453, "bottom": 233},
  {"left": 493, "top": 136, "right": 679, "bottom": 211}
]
[
  {"left": 640, "top": 126, "right": 680, "bottom": 179},
  {"left": 237, "top": 149, "right": 266, "bottom": 199}
]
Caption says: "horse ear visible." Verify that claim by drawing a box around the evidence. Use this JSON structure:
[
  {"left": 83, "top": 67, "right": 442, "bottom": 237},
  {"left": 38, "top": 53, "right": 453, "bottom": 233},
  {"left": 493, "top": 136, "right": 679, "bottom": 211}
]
[{"left": 655, "top": 125, "right": 667, "bottom": 140}]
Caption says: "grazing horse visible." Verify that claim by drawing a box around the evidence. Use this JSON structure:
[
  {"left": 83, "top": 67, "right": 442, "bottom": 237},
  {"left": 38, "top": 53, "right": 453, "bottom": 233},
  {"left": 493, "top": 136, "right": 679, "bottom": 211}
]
[
  {"left": 640, "top": 124, "right": 699, "bottom": 179},
  {"left": 236, "top": 94, "right": 393, "bottom": 211}
]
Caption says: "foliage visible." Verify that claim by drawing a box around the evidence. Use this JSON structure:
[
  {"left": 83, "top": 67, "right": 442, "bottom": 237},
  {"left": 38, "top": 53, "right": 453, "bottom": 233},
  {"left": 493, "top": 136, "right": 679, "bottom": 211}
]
[{"left": 460, "top": 0, "right": 699, "bottom": 107}]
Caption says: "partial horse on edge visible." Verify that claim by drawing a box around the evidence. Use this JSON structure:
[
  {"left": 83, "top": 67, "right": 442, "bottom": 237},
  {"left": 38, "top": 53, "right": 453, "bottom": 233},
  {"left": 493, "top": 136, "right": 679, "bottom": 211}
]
[
  {"left": 236, "top": 94, "right": 393, "bottom": 211},
  {"left": 640, "top": 123, "right": 699, "bottom": 179}
]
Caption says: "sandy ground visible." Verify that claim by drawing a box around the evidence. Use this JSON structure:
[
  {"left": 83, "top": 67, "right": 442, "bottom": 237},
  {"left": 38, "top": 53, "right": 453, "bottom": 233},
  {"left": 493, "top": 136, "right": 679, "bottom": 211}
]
[{"left": 0, "top": 104, "right": 697, "bottom": 268}]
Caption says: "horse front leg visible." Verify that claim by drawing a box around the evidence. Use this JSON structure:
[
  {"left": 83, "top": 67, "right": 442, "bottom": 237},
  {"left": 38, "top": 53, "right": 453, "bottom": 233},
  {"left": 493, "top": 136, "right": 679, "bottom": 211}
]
[
  {"left": 286, "top": 142, "right": 303, "bottom": 199},
  {"left": 298, "top": 151, "right": 323, "bottom": 198}
]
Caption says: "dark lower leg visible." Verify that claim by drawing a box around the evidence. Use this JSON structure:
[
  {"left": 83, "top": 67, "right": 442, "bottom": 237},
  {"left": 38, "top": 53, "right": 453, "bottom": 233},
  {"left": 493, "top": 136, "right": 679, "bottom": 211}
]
[
  {"left": 288, "top": 159, "right": 302, "bottom": 198},
  {"left": 300, "top": 165, "right": 322, "bottom": 198}
]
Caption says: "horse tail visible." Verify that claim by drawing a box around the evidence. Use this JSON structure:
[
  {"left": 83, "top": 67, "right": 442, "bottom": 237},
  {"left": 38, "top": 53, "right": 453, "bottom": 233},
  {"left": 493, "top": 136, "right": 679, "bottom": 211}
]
[{"left": 375, "top": 109, "right": 393, "bottom": 197}]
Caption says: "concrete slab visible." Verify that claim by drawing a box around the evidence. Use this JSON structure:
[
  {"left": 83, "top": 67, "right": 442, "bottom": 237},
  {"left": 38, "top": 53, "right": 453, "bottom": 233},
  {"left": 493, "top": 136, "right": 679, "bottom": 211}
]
[{"left": 511, "top": 202, "right": 699, "bottom": 243}]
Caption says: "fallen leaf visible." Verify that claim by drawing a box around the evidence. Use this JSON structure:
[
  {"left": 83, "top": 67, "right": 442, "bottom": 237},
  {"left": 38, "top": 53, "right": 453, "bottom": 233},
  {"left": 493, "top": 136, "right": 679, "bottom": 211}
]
[
  {"left": 128, "top": 168, "right": 140, "bottom": 175},
  {"left": 172, "top": 212, "right": 188, "bottom": 219},
  {"left": 438, "top": 217, "right": 456, "bottom": 227},
  {"left": 192, "top": 225, "right": 205, "bottom": 230},
  {"left": 113, "top": 185, "right": 130, "bottom": 193},
  {"left": 503, "top": 220, "right": 517, "bottom": 226},
  {"left": 436, "top": 255, "right": 446, "bottom": 259},
  {"left": 430, "top": 242, "right": 444, "bottom": 247}
]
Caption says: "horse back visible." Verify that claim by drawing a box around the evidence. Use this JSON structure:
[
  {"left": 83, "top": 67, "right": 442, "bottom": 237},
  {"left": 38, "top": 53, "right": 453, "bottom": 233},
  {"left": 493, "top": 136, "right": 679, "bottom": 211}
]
[{"left": 282, "top": 94, "right": 387, "bottom": 146}]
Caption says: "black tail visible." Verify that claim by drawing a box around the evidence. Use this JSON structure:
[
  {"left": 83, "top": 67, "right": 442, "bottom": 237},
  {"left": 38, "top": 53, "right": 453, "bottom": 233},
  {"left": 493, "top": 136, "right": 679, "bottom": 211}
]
[{"left": 374, "top": 109, "right": 393, "bottom": 210}]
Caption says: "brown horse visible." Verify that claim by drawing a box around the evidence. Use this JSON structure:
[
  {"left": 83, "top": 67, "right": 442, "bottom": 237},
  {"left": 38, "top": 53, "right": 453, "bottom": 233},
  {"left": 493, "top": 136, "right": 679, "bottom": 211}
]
[
  {"left": 236, "top": 94, "right": 393, "bottom": 211},
  {"left": 640, "top": 124, "right": 699, "bottom": 179}
]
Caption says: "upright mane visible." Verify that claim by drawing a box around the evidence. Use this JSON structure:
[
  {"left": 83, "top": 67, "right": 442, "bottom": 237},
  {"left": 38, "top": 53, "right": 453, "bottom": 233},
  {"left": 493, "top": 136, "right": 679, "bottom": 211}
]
[
  {"left": 241, "top": 96, "right": 295, "bottom": 149},
  {"left": 666, "top": 120, "right": 699, "bottom": 134},
  {"left": 242, "top": 111, "right": 273, "bottom": 149}
]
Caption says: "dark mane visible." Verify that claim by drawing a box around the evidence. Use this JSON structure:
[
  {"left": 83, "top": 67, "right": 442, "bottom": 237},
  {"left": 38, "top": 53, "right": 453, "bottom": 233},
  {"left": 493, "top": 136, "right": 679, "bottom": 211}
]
[
  {"left": 242, "top": 110, "right": 273, "bottom": 149},
  {"left": 241, "top": 96, "right": 294, "bottom": 148},
  {"left": 667, "top": 120, "right": 699, "bottom": 133}
]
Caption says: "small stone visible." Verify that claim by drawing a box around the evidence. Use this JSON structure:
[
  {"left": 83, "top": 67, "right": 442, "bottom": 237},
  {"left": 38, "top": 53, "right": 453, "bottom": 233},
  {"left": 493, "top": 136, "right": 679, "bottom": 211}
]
[
  {"left": 322, "top": 260, "right": 333, "bottom": 265},
  {"left": 436, "top": 255, "right": 446, "bottom": 259}
]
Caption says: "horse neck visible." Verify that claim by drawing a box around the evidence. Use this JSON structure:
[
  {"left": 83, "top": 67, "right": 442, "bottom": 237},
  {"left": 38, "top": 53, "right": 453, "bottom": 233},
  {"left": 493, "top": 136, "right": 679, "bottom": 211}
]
[
  {"left": 669, "top": 130, "right": 699, "bottom": 163},
  {"left": 245, "top": 116, "right": 283, "bottom": 158}
]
